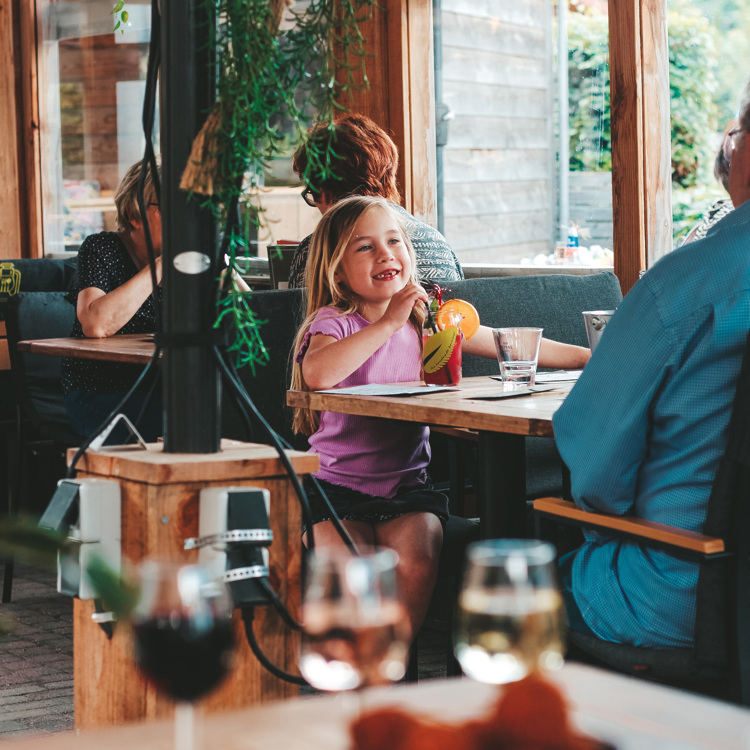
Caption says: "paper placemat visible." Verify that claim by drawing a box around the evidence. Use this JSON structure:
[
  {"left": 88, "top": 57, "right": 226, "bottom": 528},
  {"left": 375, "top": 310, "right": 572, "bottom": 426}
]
[
  {"left": 473, "top": 385, "right": 557, "bottom": 400},
  {"left": 534, "top": 370, "right": 583, "bottom": 383},
  {"left": 316, "top": 384, "right": 459, "bottom": 396}
]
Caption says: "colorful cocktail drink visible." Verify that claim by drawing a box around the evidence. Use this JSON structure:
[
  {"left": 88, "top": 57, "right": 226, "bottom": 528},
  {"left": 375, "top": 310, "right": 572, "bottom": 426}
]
[{"left": 423, "top": 327, "right": 463, "bottom": 385}]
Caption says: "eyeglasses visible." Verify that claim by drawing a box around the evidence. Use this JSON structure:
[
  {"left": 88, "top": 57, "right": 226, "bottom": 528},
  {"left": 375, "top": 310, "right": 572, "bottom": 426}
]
[
  {"left": 729, "top": 127, "right": 744, "bottom": 150},
  {"left": 148, "top": 202, "right": 160, "bottom": 208},
  {"left": 301, "top": 187, "right": 318, "bottom": 208}
]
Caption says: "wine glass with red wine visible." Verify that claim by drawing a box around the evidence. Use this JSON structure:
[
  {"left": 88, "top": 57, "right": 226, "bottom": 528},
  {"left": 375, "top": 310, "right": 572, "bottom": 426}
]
[
  {"left": 132, "top": 561, "right": 234, "bottom": 750},
  {"left": 299, "top": 547, "right": 410, "bottom": 699}
]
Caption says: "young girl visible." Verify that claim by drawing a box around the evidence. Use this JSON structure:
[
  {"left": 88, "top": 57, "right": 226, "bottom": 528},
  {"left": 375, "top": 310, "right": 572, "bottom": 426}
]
[{"left": 291, "top": 195, "right": 589, "bottom": 639}]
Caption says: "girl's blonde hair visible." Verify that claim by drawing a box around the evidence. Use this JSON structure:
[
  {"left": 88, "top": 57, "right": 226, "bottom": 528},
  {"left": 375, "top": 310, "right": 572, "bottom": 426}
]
[{"left": 291, "top": 196, "right": 424, "bottom": 435}]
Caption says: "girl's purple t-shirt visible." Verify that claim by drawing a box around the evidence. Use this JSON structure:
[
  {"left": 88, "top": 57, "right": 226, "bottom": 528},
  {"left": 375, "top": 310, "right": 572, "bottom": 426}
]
[{"left": 296, "top": 307, "right": 429, "bottom": 498}]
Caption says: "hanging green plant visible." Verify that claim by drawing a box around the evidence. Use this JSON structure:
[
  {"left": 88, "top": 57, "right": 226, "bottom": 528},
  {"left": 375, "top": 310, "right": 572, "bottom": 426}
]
[
  {"left": 179, "top": 0, "right": 376, "bottom": 371},
  {"left": 110, "top": 0, "right": 129, "bottom": 34}
]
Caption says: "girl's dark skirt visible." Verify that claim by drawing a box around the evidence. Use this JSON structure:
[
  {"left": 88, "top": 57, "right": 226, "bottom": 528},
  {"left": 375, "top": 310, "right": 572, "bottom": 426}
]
[{"left": 303, "top": 477, "right": 449, "bottom": 532}]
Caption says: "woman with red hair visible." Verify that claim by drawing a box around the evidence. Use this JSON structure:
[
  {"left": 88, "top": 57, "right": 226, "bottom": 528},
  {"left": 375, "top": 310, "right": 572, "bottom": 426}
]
[{"left": 288, "top": 114, "right": 463, "bottom": 288}]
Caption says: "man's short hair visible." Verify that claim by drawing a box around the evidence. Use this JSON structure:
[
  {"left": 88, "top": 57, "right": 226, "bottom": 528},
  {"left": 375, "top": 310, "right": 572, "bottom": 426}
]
[{"left": 739, "top": 76, "right": 750, "bottom": 134}]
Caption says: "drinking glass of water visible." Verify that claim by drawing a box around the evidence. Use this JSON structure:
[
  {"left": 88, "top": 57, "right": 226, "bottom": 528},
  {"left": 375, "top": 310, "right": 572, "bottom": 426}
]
[
  {"left": 299, "top": 547, "right": 410, "bottom": 693},
  {"left": 493, "top": 328, "right": 543, "bottom": 385},
  {"left": 454, "top": 539, "right": 564, "bottom": 684}
]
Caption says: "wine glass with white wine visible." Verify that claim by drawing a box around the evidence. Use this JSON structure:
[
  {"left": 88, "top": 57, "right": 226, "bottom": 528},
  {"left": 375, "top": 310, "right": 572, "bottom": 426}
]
[
  {"left": 299, "top": 547, "right": 410, "bottom": 694},
  {"left": 454, "top": 539, "right": 564, "bottom": 684}
]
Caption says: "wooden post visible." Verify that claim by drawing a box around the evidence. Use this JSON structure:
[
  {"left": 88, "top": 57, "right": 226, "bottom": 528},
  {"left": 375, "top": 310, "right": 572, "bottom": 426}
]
[
  {"left": 338, "top": 0, "right": 438, "bottom": 226},
  {"left": 70, "top": 441, "right": 317, "bottom": 729},
  {"left": 609, "top": 0, "right": 671, "bottom": 294}
]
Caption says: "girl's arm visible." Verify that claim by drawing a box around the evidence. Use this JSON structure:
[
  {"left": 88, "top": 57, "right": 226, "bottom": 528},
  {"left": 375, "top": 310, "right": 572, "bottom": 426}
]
[
  {"left": 77, "top": 257, "right": 162, "bottom": 338},
  {"left": 302, "top": 283, "right": 428, "bottom": 391},
  {"left": 463, "top": 325, "right": 590, "bottom": 369}
]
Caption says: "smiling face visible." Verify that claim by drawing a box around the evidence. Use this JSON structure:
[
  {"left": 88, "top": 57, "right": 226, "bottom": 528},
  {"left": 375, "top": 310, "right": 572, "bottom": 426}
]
[{"left": 333, "top": 205, "right": 412, "bottom": 317}]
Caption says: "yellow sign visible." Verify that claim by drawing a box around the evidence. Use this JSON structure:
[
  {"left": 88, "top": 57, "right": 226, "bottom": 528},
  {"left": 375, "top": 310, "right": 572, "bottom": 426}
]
[{"left": 0, "top": 263, "right": 21, "bottom": 297}]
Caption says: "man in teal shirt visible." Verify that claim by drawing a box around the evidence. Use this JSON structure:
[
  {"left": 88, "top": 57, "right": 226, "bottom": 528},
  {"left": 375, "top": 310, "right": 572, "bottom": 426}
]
[{"left": 553, "top": 78, "right": 750, "bottom": 647}]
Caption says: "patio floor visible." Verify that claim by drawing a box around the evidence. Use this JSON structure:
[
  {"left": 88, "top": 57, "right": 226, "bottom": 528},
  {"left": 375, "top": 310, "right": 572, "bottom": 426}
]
[{"left": 0, "top": 563, "right": 450, "bottom": 741}]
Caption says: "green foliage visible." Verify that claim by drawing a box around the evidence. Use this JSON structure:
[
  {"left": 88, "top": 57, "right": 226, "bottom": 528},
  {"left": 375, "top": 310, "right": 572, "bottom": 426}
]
[
  {"left": 85, "top": 553, "right": 140, "bottom": 622},
  {"left": 111, "top": 1, "right": 128, "bottom": 34},
  {"left": 567, "top": 0, "right": 722, "bottom": 188},
  {"left": 567, "top": 4, "right": 610, "bottom": 172},
  {"left": 668, "top": 0, "right": 720, "bottom": 187},
  {"left": 193, "top": 0, "right": 376, "bottom": 371}
]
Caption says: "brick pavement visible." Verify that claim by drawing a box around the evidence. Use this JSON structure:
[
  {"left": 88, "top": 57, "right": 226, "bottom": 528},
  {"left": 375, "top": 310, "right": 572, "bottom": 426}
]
[
  {"left": 0, "top": 563, "right": 73, "bottom": 740},
  {"left": 0, "top": 563, "right": 450, "bottom": 740}
]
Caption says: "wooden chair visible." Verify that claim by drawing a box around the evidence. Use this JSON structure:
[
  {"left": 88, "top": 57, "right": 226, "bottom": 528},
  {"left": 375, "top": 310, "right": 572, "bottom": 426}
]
[
  {"left": 533, "top": 331, "right": 750, "bottom": 705},
  {"left": 3, "top": 291, "right": 80, "bottom": 602}
]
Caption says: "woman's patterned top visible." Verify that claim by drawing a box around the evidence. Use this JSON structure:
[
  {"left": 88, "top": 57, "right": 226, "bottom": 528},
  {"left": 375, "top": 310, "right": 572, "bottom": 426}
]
[
  {"left": 61, "top": 232, "right": 162, "bottom": 395},
  {"left": 287, "top": 203, "right": 464, "bottom": 289}
]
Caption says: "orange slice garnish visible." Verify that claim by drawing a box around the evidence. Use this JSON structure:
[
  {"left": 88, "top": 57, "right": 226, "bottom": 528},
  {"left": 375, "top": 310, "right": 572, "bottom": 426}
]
[{"left": 435, "top": 299, "right": 480, "bottom": 340}]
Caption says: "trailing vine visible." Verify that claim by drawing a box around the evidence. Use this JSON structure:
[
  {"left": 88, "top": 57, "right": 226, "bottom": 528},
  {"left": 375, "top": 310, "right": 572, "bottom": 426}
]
[{"left": 179, "top": 0, "right": 377, "bottom": 371}]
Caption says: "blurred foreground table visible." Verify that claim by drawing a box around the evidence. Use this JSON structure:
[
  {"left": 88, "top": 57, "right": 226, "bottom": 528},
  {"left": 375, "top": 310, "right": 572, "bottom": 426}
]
[
  {"left": 68, "top": 440, "right": 317, "bottom": 729},
  {"left": 3, "top": 663, "right": 750, "bottom": 749}
]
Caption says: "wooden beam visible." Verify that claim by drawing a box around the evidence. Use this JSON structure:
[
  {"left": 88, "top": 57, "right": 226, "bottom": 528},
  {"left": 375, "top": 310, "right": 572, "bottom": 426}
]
[
  {"left": 640, "top": 0, "right": 672, "bottom": 270},
  {"left": 0, "top": 0, "right": 23, "bottom": 260},
  {"left": 608, "top": 0, "right": 671, "bottom": 293},
  {"left": 608, "top": 0, "right": 645, "bottom": 294},
  {"left": 338, "top": 0, "right": 437, "bottom": 226}
]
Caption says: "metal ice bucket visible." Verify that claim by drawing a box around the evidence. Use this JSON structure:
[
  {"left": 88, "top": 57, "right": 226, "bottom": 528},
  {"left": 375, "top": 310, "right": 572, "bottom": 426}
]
[{"left": 582, "top": 310, "right": 616, "bottom": 354}]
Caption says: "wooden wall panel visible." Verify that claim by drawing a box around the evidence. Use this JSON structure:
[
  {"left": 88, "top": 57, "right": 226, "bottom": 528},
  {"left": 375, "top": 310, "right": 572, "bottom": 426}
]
[
  {"left": 608, "top": 0, "right": 645, "bottom": 293},
  {"left": 608, "top": 0, "right": 671, "bottom": 293},
  {"left": 640, "top": 0, "right": 672, "bottom": 269},
  {"left": 0, "top": 0, "right": 23, "bottom": 259},
  {"left": 441, "top": 0, "right": 554, "bottom": 263}
]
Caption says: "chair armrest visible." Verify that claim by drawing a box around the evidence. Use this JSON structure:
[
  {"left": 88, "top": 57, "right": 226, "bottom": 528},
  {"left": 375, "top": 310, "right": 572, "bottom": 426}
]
[{"left": 533, "top": 497, "right": 725, "bottom": 557}]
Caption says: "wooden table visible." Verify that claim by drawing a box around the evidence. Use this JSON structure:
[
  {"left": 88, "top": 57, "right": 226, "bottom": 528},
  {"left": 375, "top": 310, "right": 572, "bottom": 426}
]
[
  {"left": 17, "top": 332, "right": 155, "bottom": 364},
  {"left": 2, "top": 663, "right": 749, "bottom": 749},
  {"left": 288, "top": 378, "right": 572, "bottom": 538}
]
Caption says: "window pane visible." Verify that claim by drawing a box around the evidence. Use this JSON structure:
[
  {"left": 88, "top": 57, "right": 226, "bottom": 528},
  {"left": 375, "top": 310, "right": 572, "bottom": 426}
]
[
  {"left": 668, "top": 0, "right": 749, "bottom": 247},
  {"left": 436, "top": 0, "right": 613, "bottom": 270},
  {"left": 38, "top": 0, "right": 156, "bottom": 255}
]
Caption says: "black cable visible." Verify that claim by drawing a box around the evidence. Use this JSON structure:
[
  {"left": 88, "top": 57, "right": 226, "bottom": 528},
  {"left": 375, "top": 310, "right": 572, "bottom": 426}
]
[
  {"left": 67, "top": 0, "right": 163, "bottom": 475},
  {"left": 307, "top": 476, "right": 360, "bottom": 556},
  {"left": 215, "top": 343, "right": 360, "bottom": 555},
  {"left": 258, "top": 577, "right": 303, "bottom": 631},
  {"left": 241, "top": 606, "right": 308, "bottom": 686},
  {"left": 131, "top": 365, "right": 162, "bottom": 433},
  {"left": 66, "top": 346, "right": 163, "bottom": 478},
  {"left": 213, "top": 345, "right": 316, "bottom": 550}
]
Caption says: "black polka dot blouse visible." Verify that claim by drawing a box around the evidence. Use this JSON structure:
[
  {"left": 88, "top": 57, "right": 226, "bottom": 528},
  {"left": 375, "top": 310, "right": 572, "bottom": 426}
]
[{"left": 61, "top": 232, "right": 162, "bottom": 395}]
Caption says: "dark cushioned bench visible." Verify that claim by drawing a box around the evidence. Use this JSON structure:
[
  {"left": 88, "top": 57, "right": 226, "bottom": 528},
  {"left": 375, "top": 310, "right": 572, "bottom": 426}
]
[
  {"left": 221, "top": 271, "right": 623, "bottom": 505},
  {"left": 437, "top": 272, "right": 623, "bottom": 501}
]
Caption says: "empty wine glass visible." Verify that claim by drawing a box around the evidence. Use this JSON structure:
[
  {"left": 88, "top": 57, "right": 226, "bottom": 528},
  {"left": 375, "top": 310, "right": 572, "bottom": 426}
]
[
  {"left": 454, "top": 539, "right": 564, "bottom": 684},
  {"left": 131, "top": 560, "right": 234, "bottom": 750},
  {"left": 299, "top": 547, "right": 410, "bottom": 693}
]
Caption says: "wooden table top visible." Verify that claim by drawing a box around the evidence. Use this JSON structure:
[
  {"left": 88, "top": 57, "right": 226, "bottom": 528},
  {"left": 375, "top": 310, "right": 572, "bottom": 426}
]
[
  {"left": 2, "top": 663, "right": 748, "bottom": 749},
  {"left": 17, "top": 333, "right": 155, "bottom": 364},
  {"left": 287, "top": 378, "right": 574, "bottom": 437}
]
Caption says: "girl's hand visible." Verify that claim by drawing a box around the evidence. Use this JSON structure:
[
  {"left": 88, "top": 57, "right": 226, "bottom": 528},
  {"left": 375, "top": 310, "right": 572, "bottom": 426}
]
[{"left": 380, "top": 283, "right": 429, "bottom": 334}]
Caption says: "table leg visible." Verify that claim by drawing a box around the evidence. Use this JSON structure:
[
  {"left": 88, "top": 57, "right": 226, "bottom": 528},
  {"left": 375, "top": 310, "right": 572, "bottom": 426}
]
[{"left": 477, "top": 432, "right": 526, "bottom": 539}]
